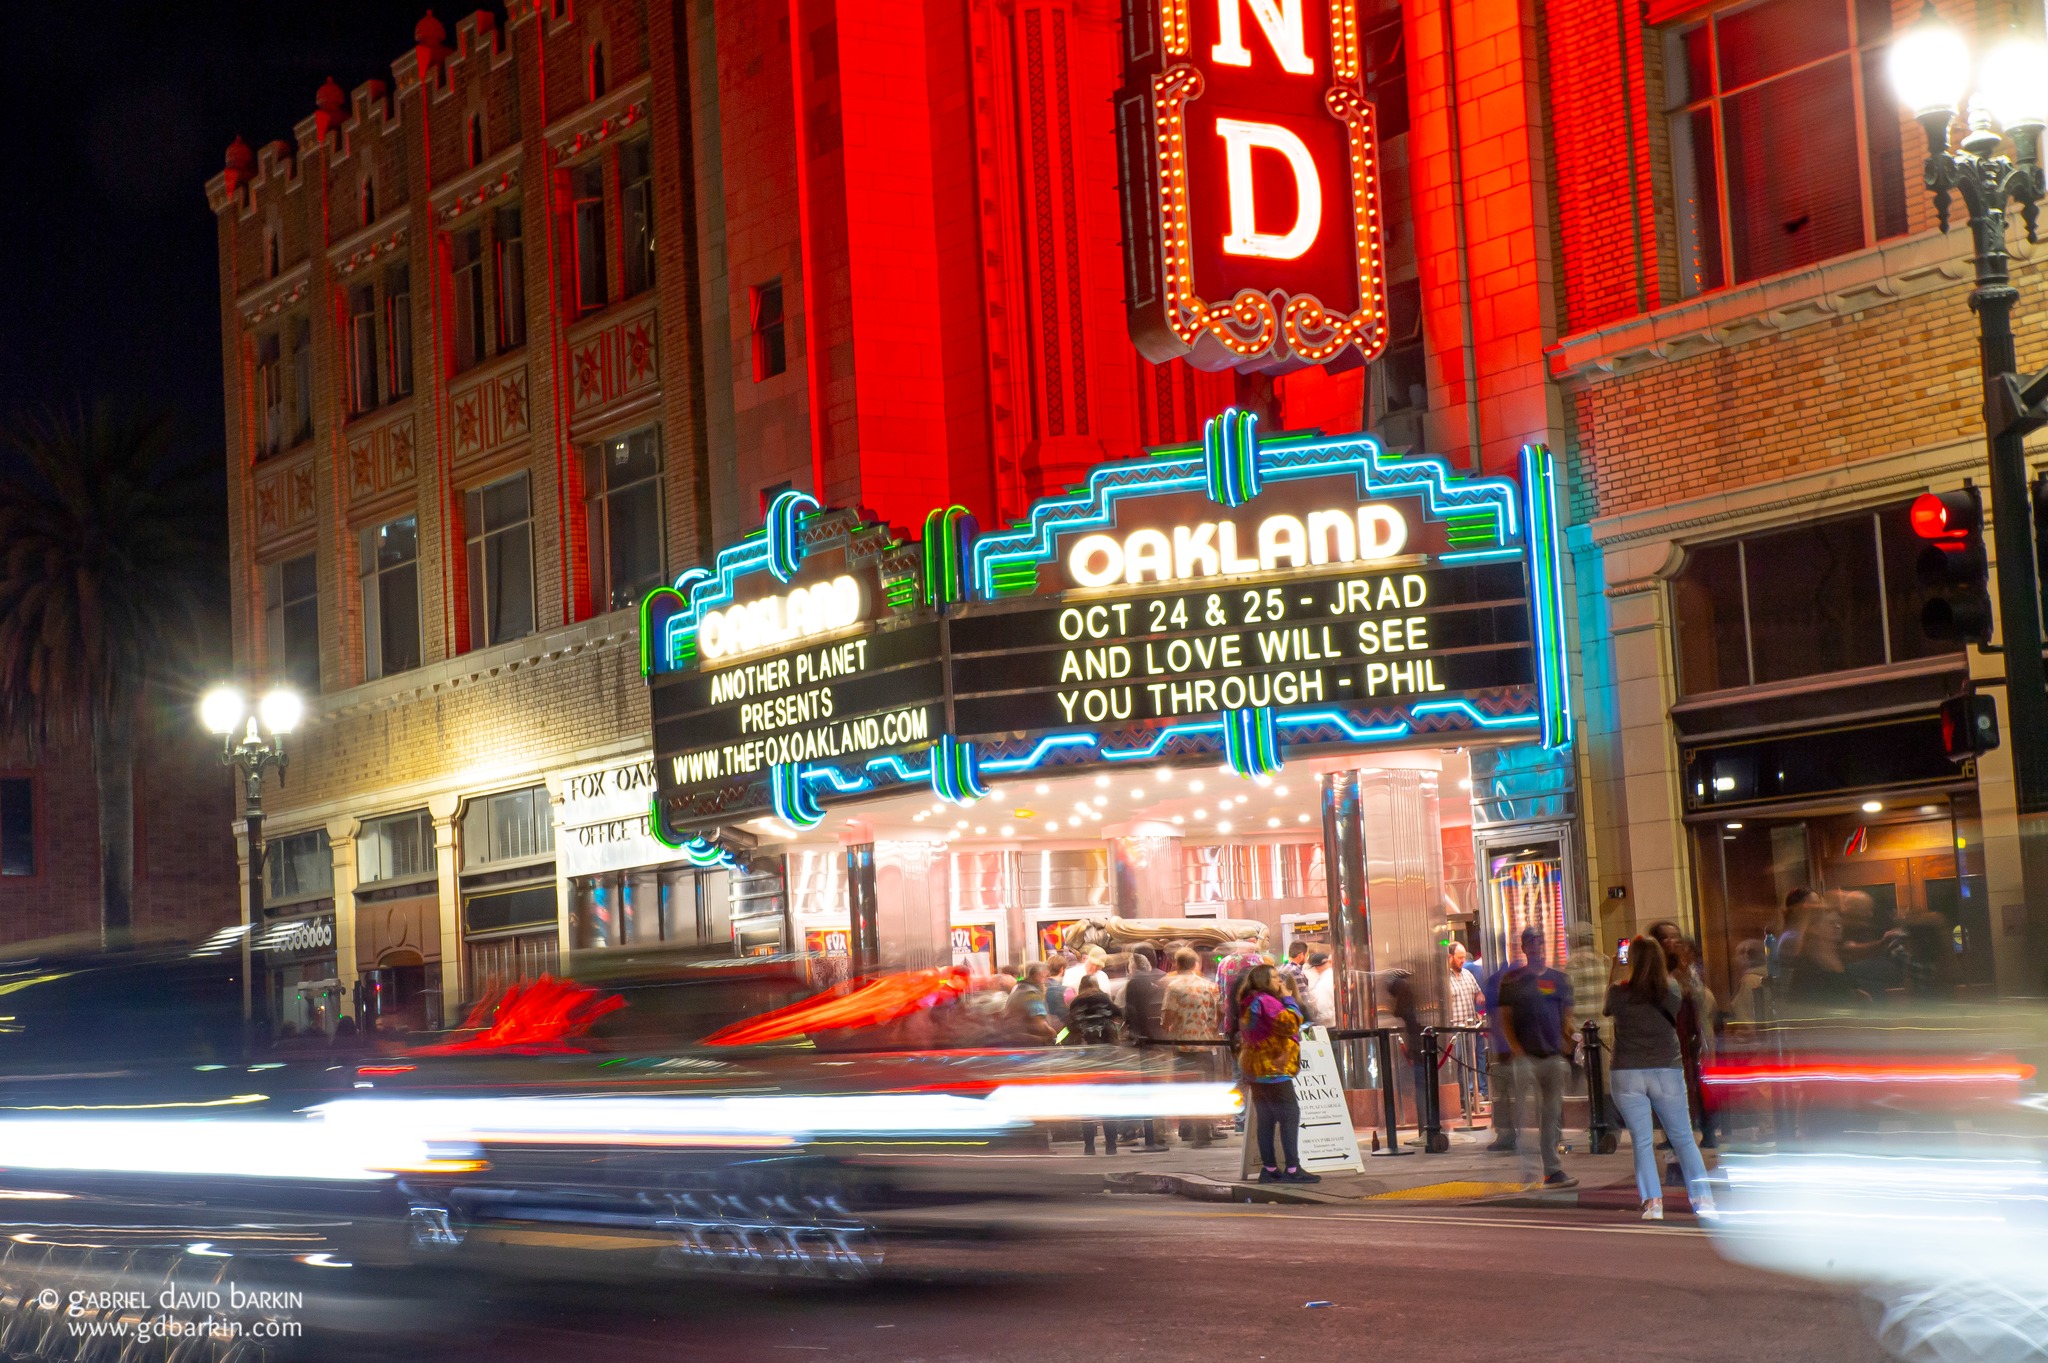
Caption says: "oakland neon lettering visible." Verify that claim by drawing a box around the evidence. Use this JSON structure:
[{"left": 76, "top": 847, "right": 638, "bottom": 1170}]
[
  {"left": 1067, "top": 507, "right": 1409, "bottom": 587},
  {"left": 1211, "top": 0, "right": 1315, "bottom": 74}
]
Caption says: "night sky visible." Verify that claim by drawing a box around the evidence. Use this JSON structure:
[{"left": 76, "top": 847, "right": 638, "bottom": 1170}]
[{"left": 0, "top": 2, "right": 458, "bottom": 446}]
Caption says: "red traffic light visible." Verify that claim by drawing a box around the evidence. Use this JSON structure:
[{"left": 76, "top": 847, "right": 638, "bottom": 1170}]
[{"left": 1911, "top": 489, "right": 1981, "bottom": 540}]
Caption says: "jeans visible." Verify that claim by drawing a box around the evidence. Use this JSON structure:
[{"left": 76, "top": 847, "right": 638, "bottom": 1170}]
[
  {"left": 1248, "top": 1079, "right": 1302, "bottom": 1170},
  {"left": 1507, "top": 1053, "right": 1569, "bottom": 1179},
  {"left": 1612, "top": 1066, "right": 1710, "bottom": 1208},
  {"left": 1489, "top": 1052, "right": 1516, "bottom": 1140}
]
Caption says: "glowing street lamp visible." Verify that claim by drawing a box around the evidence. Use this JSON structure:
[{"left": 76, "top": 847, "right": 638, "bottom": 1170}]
[
  {"left": 1889, "top": 8, "right": 2048, "bottom": 905},
  {"left": 200, "top": 683, "right": 302, "bottom": 1038}
]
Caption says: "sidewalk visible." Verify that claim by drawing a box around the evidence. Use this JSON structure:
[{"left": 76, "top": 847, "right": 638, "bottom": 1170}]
[{"left": 982, "top": 1123, "right": 1703, "bottom": 1211}]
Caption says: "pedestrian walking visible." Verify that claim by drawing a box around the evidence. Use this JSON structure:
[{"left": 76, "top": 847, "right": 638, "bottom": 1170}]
[
  {"left": 1236, "top": 964, "right": 1319, "bottom": 1184},
  {"left": 1004, "top": 962, "right": 1058, "bottom": 1045},
  {"left": 1483, "top": 949, "right": 1519, "bottom": 1151},
  {"left": 1604, "top": 935, "right": 1713, "bottom": 1219},
  {"left": 1160, "top": 947, "right": 1222, "bottom": 1146},
  {"left": 1066, "top": 976, "right": 1126, "bottom": 1154},
  {"left": 1447, "top": 942, "right": 1486, "bottom": 1114},
  {"left": 1496, "top": 926, "right": 1577, "bottom": 1190},
  {"left": 1122, "top": 945, "right": 1170, "bottom": 1150}
]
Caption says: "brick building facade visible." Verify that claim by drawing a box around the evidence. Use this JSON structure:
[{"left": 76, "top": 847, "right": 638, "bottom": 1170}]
[
  {"left": 204, "top": 0, "right": 1434, "bottom": 1031},
  {"left": 209, "top": 0, "right": 2038, "bottom": 1025}
]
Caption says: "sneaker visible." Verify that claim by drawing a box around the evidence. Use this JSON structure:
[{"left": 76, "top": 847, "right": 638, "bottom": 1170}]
[
  {"left": 1282, "top": 1169, "right": 1323, "bottom": 1184},
  {"left": 1136, "top": 1143, "right": 1170, "bottom": 1153},
  {"left": 1543, "top": 1171, "right": 1579, "bottom": 1190},
  {"left": 1257, "top": 1167, "right": 1285, "bottom": 1184},
  {"left": 1691, "top": 1194, "right": 1717, "bottom": 1217},
  {"left": 1485, "top": 1138, "right": 1517, "bottom": 1153},
  {"left": 1641, "top": 1198, "right": 1664, "bottom": 1221}
]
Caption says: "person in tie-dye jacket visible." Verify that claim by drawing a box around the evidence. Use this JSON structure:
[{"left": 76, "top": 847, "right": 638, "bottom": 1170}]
[{"left": 1236, "top": 964, "right": 1319, "bottom": 1184}]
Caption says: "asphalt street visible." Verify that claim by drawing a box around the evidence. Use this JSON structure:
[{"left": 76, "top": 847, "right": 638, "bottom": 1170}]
[{"left": 379, "top": 1200, "right": 1883, "bottom": 1362}]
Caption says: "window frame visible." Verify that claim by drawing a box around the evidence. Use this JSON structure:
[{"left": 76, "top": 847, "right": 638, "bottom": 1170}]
[
  {"left": 452, "top": 229, "right": 488, "bottom": 374},
  {"left": 1664, "top": 0, "right": 1901, "bottom": 296},
  {"left": 465, "top": 472, "right": 537, "bottom": 651},
  {"left": 495, "top": 207, "right": 527, "bottom": 351},
  {"left": 348, "top": 283, "right": 382, "bottom": 416},
  {"left": 572, "top": 161, "right": 609, "bottom": 317},
  {"left": 263, "top": 551, "right": 321, "bottom": 694},
  {"left": 359, "top": 515, "right": 423, "bottom": 681},
  {"left": 750, "top": 279, "right": 787, "bottom": 381},
  {"left": 1669, "top": 500, "right": 1957, "bottom": 698},
  {"left": 357, "top": 809, "right": 439, "bottom": 887},
  {"left": 254, "top": 329, "right": 284, "bottom": 457},
  {"left": 581, "top": 425, "right": 667, "bottom": 614},
  {"left": 0, "top": 775, "right": 36, "bottom": 880},
  {"left": 621, "top": 138, "right": 656, "bottom": 298},
  {"left": 384, "top": 265, "right": 414, "bottom": 399},
  {"left": 289, "top": 314, "right": 314, "bottom": 445}
]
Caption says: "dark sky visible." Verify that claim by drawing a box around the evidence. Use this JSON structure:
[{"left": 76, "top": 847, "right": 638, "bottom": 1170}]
[{"left": 0, "top": 2, "right": 467, "bottom": 446}]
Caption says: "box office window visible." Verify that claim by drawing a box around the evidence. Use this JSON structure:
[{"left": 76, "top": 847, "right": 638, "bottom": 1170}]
[
  {"left": 463, "top": 785, "right": 555, "bottom": 869},
  {"left": 266, "top": 828, "right": 333, "bottom": 905},
  {"left": 1672, "top": 501, "right": 1957, "bottom": 696},
  {"left": 358, "top": 809, "right": 436, "bottom": 885}
]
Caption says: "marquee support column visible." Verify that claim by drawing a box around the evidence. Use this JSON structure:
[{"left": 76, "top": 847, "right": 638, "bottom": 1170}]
[{"left": 1321, "top": 769, "right": 1376, "bottom": 1084}]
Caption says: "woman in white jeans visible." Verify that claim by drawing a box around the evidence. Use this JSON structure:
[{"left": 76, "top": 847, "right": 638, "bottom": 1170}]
[{"left": 1603, "top": 936, "right": 1713, "bottom": 1220}]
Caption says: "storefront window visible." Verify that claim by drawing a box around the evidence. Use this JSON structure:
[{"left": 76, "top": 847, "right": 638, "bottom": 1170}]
[
  {"left": 570, "top": 867, "right": 732, "bottom": 951},
  {"left": 358, "top": 809, "right": 436, "bottom": 884},
  {"left": 463, "top": 785, "right": 555, "bottom": 867},
  {"left": 1183, "top": 842, "right": 1324, "bottom": 904},
  {"left": 265, "top": 828, "right": 332, "bottom": 904},
  {"left": 1689, "top": 792, "right": 1991, "bottom": 1004},
  {"left": 1672, "top": 501, "right": 1958, "bottom": 697}
]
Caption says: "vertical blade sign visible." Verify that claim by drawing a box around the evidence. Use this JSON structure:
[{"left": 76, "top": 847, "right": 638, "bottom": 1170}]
[{"left": 1117, "top": 0, "right": 1390, "bottom": 373}]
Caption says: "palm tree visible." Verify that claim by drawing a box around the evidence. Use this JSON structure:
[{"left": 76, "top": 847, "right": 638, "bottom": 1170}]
[{"left": 0, "top": 403, "right": 217, "bottom": 940}]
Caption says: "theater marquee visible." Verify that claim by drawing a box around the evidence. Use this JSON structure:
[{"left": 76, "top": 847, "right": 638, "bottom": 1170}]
[
  {"left": 642, "top": 415, "right": 1569, "bottom": 845},
  {"left": 1117, "top": 0, "right": 1390, "bottom": 372}
]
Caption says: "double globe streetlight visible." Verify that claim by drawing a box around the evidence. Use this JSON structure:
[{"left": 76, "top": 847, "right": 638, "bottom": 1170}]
[
  {"left": 1885, "top": 14, "right": 2048, "bottom": 893},
  {"left": 200, "top": 684, "right": 302, "bottom": 1034}
]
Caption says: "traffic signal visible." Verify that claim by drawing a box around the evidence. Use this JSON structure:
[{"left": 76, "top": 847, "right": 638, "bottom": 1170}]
[
  {"left": 1912, "top": 485, "right": 1993, "bottom": 645},
  {"left": 1939, "top": 692, "right": 2000, "bottom": 761}
]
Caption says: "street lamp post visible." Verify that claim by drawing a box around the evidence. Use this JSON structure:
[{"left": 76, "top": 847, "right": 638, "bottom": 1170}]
[
  {"left": 1890, "top": 14, "right": 2048, "bottom": 965},
  {"left": 200, "top": 685, "right": 303, "bottom": 1038}
]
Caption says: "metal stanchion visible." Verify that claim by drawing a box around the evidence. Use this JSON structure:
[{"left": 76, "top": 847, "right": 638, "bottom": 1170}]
[
  {"left": 1420, "top": 1027, "right": 1448, "bottom": 1153},
  {"left": 1582, "top": 1019, "right": 1617, "bottom": 1155},
  {"left": 1370, "top": 1028, "right": 1412, "bottom": 1157}
]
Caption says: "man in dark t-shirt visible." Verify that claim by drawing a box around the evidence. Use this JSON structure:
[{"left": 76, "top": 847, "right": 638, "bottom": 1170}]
[{"left": 1497, "top": 927, "right": 1577, "bottom": 1188}]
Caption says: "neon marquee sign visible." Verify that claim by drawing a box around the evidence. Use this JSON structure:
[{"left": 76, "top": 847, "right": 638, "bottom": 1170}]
[
  {"left": 1118, "top": 0, "right": 1390, "bottom": 371},
  {"left": 640, "top": 414, "right": 1569, "bottom": 845}
]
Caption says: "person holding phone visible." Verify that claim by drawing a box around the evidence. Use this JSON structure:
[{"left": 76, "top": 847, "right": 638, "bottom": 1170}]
[{"left": 1605, "top": 936, "right": 1713, "bottom": 1219}]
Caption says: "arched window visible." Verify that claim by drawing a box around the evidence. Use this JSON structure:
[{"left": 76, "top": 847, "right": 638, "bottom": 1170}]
[
  {"left": 360, "top": 175, "right": 377, "bottom": 227},
  {"left": 466, "top": 113, "right": 484, "bottom": 168},
  {"left": 588, "top": 41, "right": 606, "bottom": 100}
]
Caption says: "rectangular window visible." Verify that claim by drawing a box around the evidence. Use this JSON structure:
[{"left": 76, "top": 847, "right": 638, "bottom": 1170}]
[
  {"left": 1376, "top": 278, "right": 1426, "bottom": 415},
  {"left": 265, "top": 828, "right": 333, "bottom": 904},
  {"left": 1670, "top": 499, "right": 1956, "bottom": 696},
  {"left": 495, "top": 207, "right": 527, "bottom": 350},
  {"left": 582, "top": 426, "right": 665, "bottom": 613},
  {"left": 573, "top": 161, "right": 609, "bottom": 316},
  {"left": 462, "top": 785, "right": 556, "bottom": 868},
  {"left": 290, "top": 315, "right": 313, "bottom": 445},
  {"left": 255, "top": 331, "right": 283, "bottom": 457},
  {"left": 385, "top": 265, "right": 413, "bottom": 398},
  {"left": 349, "top": 284, "right": 381, "bottom": 415},
  {"left": 750, "top": 279, "right": 786, "bottom": 380},
  {"left": 466, "top": 473, "right": 536, "bottom": 649},
  {"left": 621, "top": 139, "right": 656, "bottom": 297},
  {"left": 358, "top": 515, "right": 422, "bottom": 680},
  {"left": 357, "top": 809, "right": 437, "bottom": 885},
  {"left": 0, "top": 778, "right": 32, "bottom": 878},
  {"left": 1666, "top": 0, "right": 1907, "bottom": 295},
  {"left": 453, "top": 230, "right": 487, "bottom": 373},
  {"left": 263, "top": 552, "right": 321, "bottom": 693}
]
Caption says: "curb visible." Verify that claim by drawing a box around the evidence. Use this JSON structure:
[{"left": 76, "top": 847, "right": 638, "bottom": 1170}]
[{"left": 1104, "top": 1171, "right": 1354, "bottom": 1206}]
